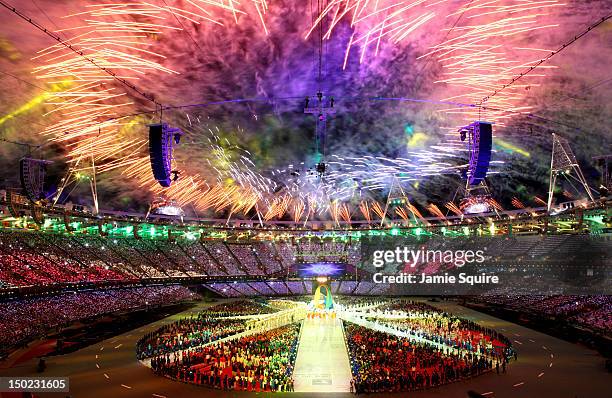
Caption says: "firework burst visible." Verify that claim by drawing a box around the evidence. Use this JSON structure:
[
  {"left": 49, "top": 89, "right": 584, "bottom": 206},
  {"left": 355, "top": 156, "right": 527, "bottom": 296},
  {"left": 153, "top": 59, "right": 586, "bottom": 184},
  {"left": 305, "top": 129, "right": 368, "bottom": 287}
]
[{"left": 29, "top": 0, "right": 566, "bottom": 221}]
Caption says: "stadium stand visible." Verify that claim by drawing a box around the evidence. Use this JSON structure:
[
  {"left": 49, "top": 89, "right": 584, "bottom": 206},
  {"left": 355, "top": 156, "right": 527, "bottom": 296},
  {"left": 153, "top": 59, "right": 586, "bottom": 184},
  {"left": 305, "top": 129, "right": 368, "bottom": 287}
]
[{"left": 0, "top": 285, "right": 197, "bottom": 356}]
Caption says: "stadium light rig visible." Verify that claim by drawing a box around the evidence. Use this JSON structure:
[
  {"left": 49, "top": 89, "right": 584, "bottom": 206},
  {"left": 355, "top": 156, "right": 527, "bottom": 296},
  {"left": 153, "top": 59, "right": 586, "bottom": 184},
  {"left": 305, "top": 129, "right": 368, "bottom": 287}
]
[
  {"left": 460, "top": 195, "right": 492, "bottom": 215},
  {"left": 304, "top": 92, "right": 336, "bottom": 179},
  {"left": 147, "top": 197, "right": 185, "bottom": 218}
]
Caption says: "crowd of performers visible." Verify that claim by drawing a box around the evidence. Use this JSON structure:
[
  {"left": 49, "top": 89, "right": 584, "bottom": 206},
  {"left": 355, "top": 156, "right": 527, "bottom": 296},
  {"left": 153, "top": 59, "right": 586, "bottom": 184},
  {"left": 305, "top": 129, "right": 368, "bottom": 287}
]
[
  {"left": 136, "top": 301, "right": 278, "bottom": 359},
  {"left": 366, "top": 301, "right": 514, "bottom": 358},
  {"left": 136, "top": 316, "right": 246, "bottom": 359},
  {"left": 137, "top": 298, "right": 515, "bottom": 393},
  {"left": 149, "top": 323, "right": 299, "bottom": 392},
  {"left": 137, "top": 300, "right": 298, "bottom": 392},
  {"left": 200, "top": 300, "right": 277, "bottom": 317},
  {"left": 345, "top": 301, "right": 514, "bottom": 393},
  {"left": 306, "top": 309, "right": 337, "bottom": 319}
]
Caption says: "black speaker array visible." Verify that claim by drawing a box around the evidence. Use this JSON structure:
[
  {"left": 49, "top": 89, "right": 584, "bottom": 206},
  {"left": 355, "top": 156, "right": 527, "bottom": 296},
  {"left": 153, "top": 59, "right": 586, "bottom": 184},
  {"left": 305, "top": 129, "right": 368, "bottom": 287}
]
[
  {"left": 149, "top": 123, "right": 172, "bottom": 187},
  {"left": 467, "top": 121, "right": 493, "bottom": 186}
]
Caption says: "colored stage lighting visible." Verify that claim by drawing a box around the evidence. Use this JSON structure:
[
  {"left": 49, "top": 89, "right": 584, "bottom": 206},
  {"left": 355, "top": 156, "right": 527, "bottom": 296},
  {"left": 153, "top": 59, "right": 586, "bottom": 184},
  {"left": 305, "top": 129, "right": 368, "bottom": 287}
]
[
  {"left": 298, "top": 262, "right": 346, "bottom": 277},
  {"left": 460, "top": 195, "right": 491, "bottom": 214}
]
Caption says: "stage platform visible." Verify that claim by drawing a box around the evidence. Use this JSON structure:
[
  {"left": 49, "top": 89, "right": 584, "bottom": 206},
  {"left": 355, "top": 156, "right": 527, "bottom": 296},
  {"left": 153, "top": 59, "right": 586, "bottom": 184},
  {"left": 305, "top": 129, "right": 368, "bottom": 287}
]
[{"left": 293, "top": 316, "right": 352, "bottom": 392}]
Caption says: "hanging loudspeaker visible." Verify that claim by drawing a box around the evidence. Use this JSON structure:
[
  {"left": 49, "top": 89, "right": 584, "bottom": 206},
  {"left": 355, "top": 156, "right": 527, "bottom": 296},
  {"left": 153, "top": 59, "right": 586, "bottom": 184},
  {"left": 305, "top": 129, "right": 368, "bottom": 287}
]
[{"left": 149, "top": 123, "right": 184, "bottom": 187}]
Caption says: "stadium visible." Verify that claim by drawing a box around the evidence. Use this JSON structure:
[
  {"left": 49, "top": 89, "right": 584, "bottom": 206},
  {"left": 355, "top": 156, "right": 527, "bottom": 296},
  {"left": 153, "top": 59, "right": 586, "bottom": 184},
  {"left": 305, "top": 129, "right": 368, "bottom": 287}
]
[{"left": 0, "top": 1, "right": 610, "bottom": 397}]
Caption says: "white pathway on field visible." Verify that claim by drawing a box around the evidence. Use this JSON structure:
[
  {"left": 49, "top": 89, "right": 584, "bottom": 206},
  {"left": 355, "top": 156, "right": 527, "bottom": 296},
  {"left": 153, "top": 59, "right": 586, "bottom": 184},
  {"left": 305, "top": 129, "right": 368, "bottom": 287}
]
[{"left": 292, "top": 317, "right": 352, "bottom": 392}]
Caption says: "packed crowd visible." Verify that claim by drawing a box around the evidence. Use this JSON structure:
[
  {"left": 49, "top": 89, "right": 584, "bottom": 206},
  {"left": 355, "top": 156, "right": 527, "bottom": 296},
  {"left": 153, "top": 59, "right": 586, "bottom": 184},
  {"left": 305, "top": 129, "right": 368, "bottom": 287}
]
[
  {"left": 345, "top": 323, "right": 508, "bottom": 393},
  {"left": 227, "top": 244, "right": 265, "bottom": 275},
  {"left": 0, "top": 231, "right": 129, "bottom": 286},
  {"left": 0, "top": 286, "right": 197, "bottom": 355},
  {"left": 151, "top": 323, "right": 300, "bottom": 392},
  {"left": 297, "top": 241, "right": 347, "bottom": 263},
  {"left": 0, "top": 231, "right": 353, "bottom": 289},
  {"left": 473, "top": 294, "right": 612, "bottom": 336},
  {"left": 1, "top": 229, "right": 609, "bottom": 291},
  {"left": 0, "top": 230, "right": 385, "bottom": 294},
  {"left": 571, "top": 297, "right": 612, "bottom": 334}
]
